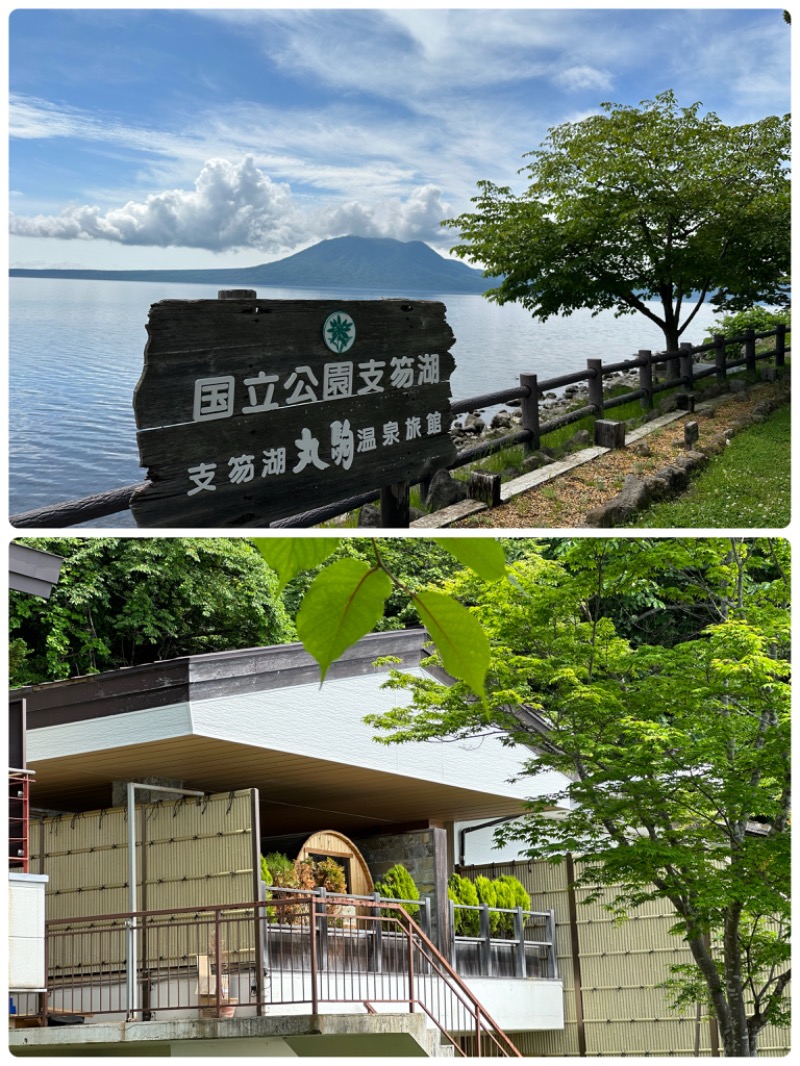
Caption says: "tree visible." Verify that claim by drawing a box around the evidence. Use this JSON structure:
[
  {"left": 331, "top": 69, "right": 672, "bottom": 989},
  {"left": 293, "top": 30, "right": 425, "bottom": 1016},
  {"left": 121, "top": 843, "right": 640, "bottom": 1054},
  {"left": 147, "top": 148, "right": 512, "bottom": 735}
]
[
  {"left": 9, "top": 537, "right": 294, "bottom": 685},
  {"left": 444, "top": 92, "right": 790, "bottom": 353},
  {"left": 367, "top": 538, "right": 790, "bottom": 1057}
]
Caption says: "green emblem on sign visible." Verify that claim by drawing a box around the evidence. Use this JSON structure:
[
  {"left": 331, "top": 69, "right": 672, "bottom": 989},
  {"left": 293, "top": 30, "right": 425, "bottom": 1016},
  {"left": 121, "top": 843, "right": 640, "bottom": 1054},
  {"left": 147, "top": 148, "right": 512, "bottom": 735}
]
[{"left": 323, "top": 311, "right": 356, "bottom": 354}]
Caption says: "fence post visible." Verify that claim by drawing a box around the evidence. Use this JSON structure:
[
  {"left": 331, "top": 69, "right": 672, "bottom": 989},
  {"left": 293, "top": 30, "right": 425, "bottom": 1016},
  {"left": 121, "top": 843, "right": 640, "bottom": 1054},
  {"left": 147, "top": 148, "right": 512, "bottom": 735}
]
[
  {"left": 479, "top": 905, "right": 493, "bottom": 977},
  {"left": 587, "top": 359, "right": 604, "bottom": 418},
  {"left": 420, "top": 897, "right": 432, "bottom": 940},
  {"left": 775, "top": 323, "right": 786, "bottom": 367},
  {"left": 380, "top": 481, "right": 410, "bottom": 528},
  {"left": 448, "top": 899, "right": 456, "bottom": 966},
  {"left": 548, "top": 909, "right": 558, "bottom": 979},
  {"left": 519, "top": 372, "right": 540, "bottom": 453},
  {"left": 638, "top": 350, "right": 654, "bottom": 411},
  {"left": 408, "top": 927, "right": 416, "bottom": 1013},
  {"left": 372, "top": 892, "right": 383, "bottom": 974},
  {"left": 317, "top": 887, "right": 328, "bottom": 971},
  {"left": 309, "top": 897, "right": 319, "bottom": 1013},
  {"left": 714, "top": 333, "right": 728, "bottom": 384},
  {"left": 513, "top": 907, "right": 527, "bottom": 979},
  {"left": 679, "top": 342, "right": 695, "bottom": 392},
  {"left": 744, "top": 329, "right": 757, "bottom": 376}
]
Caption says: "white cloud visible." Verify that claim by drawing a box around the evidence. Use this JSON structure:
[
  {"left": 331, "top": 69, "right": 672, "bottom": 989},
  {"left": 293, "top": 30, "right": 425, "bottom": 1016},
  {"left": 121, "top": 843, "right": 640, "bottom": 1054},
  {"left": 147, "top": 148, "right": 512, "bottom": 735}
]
[
  {"left": 554, "top": 66, "right": 613, "bottom": 93},
  {"left": 9, "top": 158, "right": 451, "bottom": 252},
  {"left": 10, "top": 158, "right": 301, "bottom": 252},
  {"left": 319, "top": 184, "right": 451, "bottom": 242}
]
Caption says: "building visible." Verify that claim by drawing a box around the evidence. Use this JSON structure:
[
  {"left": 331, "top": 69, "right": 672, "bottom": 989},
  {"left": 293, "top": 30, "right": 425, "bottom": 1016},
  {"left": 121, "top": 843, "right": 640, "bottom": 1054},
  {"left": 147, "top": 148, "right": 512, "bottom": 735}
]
[{"left": 8, "top": 628, "right": 567, "bottom": 1057}]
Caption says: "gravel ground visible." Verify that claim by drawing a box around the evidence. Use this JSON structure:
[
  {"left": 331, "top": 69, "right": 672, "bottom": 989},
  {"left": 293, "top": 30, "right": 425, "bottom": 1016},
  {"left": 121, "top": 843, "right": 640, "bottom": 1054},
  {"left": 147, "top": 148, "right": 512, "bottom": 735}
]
[{"left": 456, "top": 380, "right": 790, "bottom": 529}]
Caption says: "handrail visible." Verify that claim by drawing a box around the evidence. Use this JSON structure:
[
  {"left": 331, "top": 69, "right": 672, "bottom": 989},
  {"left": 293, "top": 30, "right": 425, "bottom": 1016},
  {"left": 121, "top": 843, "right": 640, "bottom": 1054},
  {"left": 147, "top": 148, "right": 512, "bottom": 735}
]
[
  {"left": 388, "top": 902, "right": 523, "bottom": 1057},
  {"left": 9, "top": 325, "right": 788, "bottom": 529},
  {"left": 40, "top": 893, "right": 523, "bottom": 1056}
]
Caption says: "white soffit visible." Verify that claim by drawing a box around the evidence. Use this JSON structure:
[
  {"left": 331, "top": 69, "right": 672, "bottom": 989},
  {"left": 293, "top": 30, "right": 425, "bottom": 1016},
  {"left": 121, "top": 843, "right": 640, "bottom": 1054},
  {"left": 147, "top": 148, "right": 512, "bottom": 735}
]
[{"left": 27, "top": 667, "right": 535, "bottom": 803}]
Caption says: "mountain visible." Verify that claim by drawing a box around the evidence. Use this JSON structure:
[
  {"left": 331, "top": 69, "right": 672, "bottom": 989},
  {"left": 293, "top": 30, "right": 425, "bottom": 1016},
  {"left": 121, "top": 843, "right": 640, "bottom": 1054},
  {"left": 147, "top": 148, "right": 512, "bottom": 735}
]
[{"left": 10, "top": 236, "right": 500, "bottom": 293}]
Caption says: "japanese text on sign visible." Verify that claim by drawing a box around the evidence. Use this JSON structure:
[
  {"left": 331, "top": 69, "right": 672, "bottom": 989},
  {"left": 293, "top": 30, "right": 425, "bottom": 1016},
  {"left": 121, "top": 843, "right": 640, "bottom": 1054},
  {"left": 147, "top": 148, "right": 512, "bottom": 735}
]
[{"left": 193, "top": 353, "right": 440, "bottom": 422}]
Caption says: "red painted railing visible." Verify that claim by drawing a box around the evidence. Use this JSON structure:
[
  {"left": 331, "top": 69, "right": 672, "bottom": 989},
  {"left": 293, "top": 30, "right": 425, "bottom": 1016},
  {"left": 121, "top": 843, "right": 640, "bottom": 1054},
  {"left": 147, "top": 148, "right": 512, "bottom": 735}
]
[
  {"left": 31, "top": 894, "right": 521, "bottom": 1055},
  {"left": 8, "top": 769, "right": 33, "bottom": 872}
]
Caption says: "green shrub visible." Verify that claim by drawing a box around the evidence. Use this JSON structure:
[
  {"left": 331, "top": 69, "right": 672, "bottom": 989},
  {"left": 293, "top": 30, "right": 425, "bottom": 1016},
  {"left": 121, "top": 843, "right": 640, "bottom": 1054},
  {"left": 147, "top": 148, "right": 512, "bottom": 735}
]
[
  {"left": 495, "top": 874, "right": 531, "bottom": 913},
  {"left": 448, "top": 873, "right": 480, "bottom": 936},
  {"left": 474, "top": 876, "right": 501, "bottom": 933},
  {"left": 492, "top": 879, "right": 517, "bottom": 935},
  {"left": 314, "top": 857, "right": 347, "bottom": 895},
  {"left": 704, "top": 306, "right": 791, "bottom": 358},
  {"left": 261, "top": 852, "right": 297, "bottom": 888},
  {"left": 375, "top": 864, "right": 421, "bottom": 919}
]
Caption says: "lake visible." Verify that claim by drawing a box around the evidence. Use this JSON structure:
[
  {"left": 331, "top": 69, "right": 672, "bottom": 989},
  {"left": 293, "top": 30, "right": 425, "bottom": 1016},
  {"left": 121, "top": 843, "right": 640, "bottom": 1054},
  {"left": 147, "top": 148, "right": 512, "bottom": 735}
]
[{"left": 9, "top": 277, "right": 723, "bottom": 526}]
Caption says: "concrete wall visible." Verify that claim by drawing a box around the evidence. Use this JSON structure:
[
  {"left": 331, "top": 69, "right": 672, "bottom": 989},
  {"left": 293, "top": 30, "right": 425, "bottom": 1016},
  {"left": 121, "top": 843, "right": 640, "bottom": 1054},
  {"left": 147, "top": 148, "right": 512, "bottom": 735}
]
[{"left": 8, "top": 872, "right": 48, "bottom": 991}]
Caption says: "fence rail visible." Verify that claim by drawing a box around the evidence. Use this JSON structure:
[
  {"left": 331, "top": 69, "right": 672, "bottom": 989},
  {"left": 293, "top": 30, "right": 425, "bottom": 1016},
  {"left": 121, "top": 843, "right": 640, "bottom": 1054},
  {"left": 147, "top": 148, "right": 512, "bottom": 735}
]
[
  {"left": 450, "top": 903, "right": 558, "bottom": 980},
  {"left": 15, "top": 894, "right": 522, "bottom": 1057},
  {"left": 9, "top": 325, "right": 788, "bottom": 529}
]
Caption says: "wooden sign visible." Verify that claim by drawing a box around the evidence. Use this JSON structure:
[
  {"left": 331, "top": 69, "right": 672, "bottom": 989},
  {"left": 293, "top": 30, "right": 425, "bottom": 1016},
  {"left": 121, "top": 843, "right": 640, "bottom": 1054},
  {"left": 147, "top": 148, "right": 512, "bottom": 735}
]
[{"left": 130, "top": 296, "right": 457, "bottom": 527}]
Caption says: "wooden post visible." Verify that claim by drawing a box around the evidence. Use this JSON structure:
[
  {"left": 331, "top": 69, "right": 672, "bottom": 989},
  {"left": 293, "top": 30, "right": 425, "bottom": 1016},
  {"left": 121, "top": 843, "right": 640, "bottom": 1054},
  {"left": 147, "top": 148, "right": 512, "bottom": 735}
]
[
  {"left": 638, "top": 350, "right": 654, "bottom": 411},
  {"left": 218, "top": 289, "right": 257, "bottom": 300},
  {"left": 519, "top": 372, "right": 540, "bottom": 453},
  {"left": 587, "top": 359, "right": 604, "bottom": 417},
  {"left": 775, "top": 323, "right": 786, "bottom": 368},
  {"left": 744, "top": 329, "right": 757, "bottom": 376},
  {"left": 714, "top": 333, "right": 728, "bottom": 383},
  {"left": 380, "top": 481, "right": 410, "bottom": 528},
  {"left": 679, "top": 342, "right": 695, "bottom": 391},
  {"left": 468, "top": 471, "right": 501, "bottom": 507}
]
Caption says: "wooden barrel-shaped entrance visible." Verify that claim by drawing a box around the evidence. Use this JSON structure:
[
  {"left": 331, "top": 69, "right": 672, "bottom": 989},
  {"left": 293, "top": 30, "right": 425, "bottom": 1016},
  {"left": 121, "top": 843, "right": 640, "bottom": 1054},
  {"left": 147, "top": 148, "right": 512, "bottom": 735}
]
[{"left": 295, "top": 830, "right": 374, "bottom": 895}]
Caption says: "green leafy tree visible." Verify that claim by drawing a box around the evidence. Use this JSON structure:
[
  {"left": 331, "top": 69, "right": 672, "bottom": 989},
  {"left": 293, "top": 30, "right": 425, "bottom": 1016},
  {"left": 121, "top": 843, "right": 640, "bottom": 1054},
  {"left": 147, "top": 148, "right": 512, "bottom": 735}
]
[
  {"left": 368, "top": 538, "right": 790, "bottom": 1057},
  {"left": 10, "top": 537, "right": 293, "bottom": 685},
  {"left": 445, "top": 91, "right": 790, "bottom": 353}
]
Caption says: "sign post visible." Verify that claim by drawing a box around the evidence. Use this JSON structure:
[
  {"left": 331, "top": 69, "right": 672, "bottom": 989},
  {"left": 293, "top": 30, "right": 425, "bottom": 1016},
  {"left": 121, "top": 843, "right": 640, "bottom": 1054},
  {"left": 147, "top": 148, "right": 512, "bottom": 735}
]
[{"left": 131, "top": 294, "right": 457, "bottom": 527}]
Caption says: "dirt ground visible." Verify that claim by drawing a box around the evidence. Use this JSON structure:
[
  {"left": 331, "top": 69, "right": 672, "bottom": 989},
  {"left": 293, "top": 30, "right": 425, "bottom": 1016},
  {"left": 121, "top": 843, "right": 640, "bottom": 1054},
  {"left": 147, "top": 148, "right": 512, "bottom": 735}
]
[{"left": 456, "top": 380, "right": 790, "bottom": 529}]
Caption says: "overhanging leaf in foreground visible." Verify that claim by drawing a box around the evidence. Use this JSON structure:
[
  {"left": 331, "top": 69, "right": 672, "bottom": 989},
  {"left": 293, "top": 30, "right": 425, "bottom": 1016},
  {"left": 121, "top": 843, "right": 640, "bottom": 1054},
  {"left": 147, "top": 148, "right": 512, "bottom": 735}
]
[{"left": 296, "top": 558, "right": 392, "bottom": 681}]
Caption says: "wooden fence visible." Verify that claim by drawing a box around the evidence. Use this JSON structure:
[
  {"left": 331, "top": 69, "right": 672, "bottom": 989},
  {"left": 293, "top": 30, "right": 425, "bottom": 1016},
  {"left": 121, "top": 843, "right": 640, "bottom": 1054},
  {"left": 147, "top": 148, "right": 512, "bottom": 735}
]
[
  {"left": 463, "top": 857, "right": 790, "bottom": 1058},
  {"left": 9, "top": 324, "right": 788, "bottom": 529}
]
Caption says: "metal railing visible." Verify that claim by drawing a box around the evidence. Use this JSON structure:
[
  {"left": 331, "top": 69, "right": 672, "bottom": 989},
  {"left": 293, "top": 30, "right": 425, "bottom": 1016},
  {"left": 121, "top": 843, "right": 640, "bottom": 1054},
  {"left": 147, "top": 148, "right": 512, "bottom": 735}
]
[
  {"left": 20, "top": 894, "right": 522, "bottom": 1056},
  {"left": 9, "top": 325, "right": 788, "bottom": 529},
  {"left": 450, "top": 903, "right": 558, "bottom": 980},
  {"left": 8, "top": 768, "right": 34, "bottom": 872}
]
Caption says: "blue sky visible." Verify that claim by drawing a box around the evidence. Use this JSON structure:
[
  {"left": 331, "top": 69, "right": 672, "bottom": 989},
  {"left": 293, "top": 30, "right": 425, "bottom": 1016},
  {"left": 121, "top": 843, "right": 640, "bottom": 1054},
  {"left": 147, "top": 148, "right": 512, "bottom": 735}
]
[{"left": 8, "top": 6, "right": 791, "bottom": 270}]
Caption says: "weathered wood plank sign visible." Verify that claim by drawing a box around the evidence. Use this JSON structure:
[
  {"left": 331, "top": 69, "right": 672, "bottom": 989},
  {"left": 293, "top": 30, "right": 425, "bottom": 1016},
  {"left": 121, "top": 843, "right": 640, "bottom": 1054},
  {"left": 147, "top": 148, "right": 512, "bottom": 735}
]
[{"left": 130, "top": 296, "right": 457, "bottom": 527}]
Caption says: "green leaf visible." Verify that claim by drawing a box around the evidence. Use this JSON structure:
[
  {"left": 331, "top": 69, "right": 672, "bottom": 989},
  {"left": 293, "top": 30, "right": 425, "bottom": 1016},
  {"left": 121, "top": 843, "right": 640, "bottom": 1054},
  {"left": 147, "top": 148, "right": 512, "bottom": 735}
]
[
  {"left": 296, "top": 559, "right": 392, "bottom": 681},
  {"left": 253, "top": 537, "right": 341, "bottom": 592},
  {"left": 431, "top": 537, "right": 507, "bottom": 581},
  {"left": 413, "top": 590, "right": 490, "bottom": 698}
]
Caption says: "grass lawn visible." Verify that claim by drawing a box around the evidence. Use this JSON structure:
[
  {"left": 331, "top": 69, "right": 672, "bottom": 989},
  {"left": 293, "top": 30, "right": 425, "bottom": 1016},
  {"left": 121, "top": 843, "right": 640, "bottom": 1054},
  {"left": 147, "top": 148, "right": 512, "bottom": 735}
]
[{"left": 629, "top": 402, "right": 790, "bottom": 528}]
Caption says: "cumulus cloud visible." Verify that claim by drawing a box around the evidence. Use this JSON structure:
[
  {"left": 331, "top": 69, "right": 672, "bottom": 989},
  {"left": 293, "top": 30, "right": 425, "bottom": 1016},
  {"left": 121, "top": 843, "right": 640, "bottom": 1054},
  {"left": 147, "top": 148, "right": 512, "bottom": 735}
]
[
  {"left": 319, "top": 184, "right": 451, "bottom": 242},
  {"left": 10, "top": 158, "right": 450, "bottom": 252},
  {"left": 10, "top": 157, "right": 302, "bottom": 253}
]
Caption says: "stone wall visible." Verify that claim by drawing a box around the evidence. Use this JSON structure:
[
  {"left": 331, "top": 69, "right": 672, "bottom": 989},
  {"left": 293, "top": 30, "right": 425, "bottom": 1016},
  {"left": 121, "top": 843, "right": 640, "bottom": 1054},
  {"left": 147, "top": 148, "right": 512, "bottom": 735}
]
[{"left": 355, "top": 827, "right": 449, "bottom": 950}]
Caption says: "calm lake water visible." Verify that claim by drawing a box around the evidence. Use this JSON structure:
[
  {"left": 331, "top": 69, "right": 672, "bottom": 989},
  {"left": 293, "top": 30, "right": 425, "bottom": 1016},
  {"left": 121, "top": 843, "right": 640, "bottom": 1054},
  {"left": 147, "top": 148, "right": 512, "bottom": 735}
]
[{"left": 9, "top": 277, "right": 722, "bottom": 525}]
